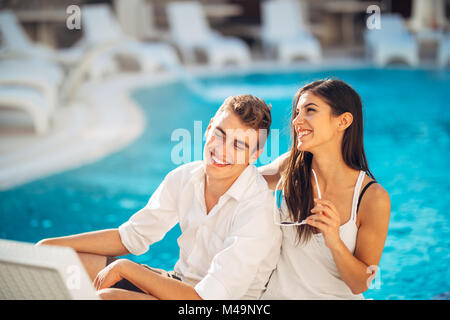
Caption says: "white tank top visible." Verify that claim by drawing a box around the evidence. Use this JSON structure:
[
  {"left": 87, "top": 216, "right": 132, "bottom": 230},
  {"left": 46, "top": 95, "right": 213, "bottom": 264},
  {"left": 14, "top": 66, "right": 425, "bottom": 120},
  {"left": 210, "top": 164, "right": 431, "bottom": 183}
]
[{"left": 262, "top": 170, "right": 367, "bottom": 300}]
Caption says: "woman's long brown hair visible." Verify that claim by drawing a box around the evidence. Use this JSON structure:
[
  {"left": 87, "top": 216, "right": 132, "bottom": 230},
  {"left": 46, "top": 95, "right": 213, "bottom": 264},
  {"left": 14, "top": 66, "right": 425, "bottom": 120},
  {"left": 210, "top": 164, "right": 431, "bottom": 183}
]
[{"left": 282, "top": 79, "right": 375, "bottom": 244}]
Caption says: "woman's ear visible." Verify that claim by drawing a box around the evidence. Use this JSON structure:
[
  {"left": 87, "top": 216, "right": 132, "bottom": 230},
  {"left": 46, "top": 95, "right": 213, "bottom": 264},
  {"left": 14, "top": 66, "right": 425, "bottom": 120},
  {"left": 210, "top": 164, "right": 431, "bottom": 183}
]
[{"left": 338, "top": 112, "right": 353, "bottom": 131}]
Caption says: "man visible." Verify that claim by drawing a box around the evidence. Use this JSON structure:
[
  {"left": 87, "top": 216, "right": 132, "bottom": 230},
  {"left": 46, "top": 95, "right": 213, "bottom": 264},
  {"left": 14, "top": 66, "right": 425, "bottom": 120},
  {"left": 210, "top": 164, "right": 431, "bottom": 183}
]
[{"left": 37, "top": 95, "right": 281, "bottom": 300}]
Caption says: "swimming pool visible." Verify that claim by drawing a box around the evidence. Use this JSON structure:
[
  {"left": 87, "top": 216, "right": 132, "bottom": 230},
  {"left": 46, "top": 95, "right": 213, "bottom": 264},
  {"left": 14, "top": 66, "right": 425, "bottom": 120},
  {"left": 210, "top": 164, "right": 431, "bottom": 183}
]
[{"left": 1, "top": 67, "right": 449, "bottom": 299}]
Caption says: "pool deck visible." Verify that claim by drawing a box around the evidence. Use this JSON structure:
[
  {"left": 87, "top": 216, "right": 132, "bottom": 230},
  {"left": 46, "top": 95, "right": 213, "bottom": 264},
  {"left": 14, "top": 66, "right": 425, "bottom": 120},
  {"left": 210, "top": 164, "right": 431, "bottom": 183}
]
[
  {"left": 0, "top": 55, "right": 437, "bottom": 191},
  {"left": 0, "top": 73, "right": 152, "bottom": 191}
]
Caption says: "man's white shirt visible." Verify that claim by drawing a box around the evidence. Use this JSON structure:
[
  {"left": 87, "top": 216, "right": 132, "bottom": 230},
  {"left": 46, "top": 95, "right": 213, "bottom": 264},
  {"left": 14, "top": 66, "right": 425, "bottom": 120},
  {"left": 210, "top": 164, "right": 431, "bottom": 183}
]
[{"left": 118, "top": 161, "right": 282, "bottom": 300}]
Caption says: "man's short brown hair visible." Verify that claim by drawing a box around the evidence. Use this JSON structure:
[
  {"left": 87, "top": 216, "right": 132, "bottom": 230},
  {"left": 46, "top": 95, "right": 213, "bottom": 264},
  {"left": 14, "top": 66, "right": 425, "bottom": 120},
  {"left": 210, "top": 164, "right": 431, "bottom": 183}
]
[
  {"left": 220, "top": 95, "right": 272, "bottom": 131},
  {"left": 218, "top": 95, "right": 272, "bottom": 149}
]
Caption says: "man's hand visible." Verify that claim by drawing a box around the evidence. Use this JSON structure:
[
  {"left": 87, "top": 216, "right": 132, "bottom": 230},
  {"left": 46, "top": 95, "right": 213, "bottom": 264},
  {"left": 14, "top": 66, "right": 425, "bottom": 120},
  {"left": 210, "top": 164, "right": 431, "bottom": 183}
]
[
  {"left": 95, "top": 259, "right": 202, "bottom": 300},
  {"left": 94, "top": 259, "right": 129, "bottom": 291}
]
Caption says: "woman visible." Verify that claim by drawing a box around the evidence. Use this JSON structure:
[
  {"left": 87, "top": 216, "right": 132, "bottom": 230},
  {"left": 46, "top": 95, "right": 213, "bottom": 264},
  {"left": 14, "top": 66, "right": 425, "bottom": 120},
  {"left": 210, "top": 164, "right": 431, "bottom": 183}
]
[{"left": 260, "top": 79, "right": 390, "bottom": 299}]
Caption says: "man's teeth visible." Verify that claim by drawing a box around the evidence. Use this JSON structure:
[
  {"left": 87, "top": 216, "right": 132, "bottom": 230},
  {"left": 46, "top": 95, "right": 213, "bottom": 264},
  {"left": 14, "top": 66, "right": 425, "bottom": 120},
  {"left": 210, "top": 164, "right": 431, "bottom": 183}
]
[{"left": 212, "top": 155, "right": 229, "bottom": 165}]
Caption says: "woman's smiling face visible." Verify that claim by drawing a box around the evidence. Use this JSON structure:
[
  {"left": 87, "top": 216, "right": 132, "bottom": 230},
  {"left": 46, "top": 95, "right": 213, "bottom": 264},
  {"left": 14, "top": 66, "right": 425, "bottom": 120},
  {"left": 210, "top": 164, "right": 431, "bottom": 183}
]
[{"left": 292, "top": 92, "right": 342, "bottom": 152}]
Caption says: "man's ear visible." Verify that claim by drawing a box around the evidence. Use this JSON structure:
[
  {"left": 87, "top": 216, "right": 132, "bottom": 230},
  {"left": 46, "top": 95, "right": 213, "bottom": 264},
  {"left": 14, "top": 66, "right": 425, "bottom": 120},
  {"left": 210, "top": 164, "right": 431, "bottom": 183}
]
[{"left": 338, "top": 112, "right": 353, "bottom": 131}]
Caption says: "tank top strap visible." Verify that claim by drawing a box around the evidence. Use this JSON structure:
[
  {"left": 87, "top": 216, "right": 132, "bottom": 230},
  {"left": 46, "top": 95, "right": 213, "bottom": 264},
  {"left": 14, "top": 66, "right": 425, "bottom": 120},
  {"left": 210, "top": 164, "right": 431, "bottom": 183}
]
[{"left": 350, "top": 171, "right": 366, "bottom": 222}]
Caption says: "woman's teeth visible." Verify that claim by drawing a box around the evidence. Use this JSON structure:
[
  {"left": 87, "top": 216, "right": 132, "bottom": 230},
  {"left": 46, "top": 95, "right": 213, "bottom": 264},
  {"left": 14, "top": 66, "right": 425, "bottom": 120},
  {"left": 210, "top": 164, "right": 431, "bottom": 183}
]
[{"left": 298, "top": 129, "right": 312, "bottom": 138}]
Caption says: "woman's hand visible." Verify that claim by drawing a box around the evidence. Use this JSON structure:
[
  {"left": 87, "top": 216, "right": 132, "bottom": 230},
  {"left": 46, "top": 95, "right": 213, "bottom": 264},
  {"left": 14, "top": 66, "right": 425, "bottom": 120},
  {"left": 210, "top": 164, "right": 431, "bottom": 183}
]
[
  {"left": 306, "top": 198, "right": 343, "bottom": 250},
  {"left": 94, "top": 259, "right": 129, "bottom": 291}
]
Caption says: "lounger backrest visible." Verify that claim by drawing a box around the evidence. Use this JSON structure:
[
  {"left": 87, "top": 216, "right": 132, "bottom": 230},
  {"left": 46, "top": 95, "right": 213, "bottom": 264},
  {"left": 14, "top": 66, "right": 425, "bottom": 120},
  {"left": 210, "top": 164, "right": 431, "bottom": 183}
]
[
  {"left": 82, "top": 4, "right": 124, "bottom": 45},
  {"left": 167, "top": 1, "right": 211, "bottom": 46},
  {"left": 0, "top": 10, "right": 32, "bottom": 50},
  {"left": 261, "top": 0, "right": 307, "bottom": 42},
  {"left": 380, "top": 14, "right": 409, "bottom": 36}
]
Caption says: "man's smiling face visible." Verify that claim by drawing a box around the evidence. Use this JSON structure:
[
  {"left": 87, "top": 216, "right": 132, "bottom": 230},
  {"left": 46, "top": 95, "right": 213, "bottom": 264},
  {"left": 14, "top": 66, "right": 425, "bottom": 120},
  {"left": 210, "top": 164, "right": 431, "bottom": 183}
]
[{"left": 203, "top": 109, "right": 262, "bottom": 181}]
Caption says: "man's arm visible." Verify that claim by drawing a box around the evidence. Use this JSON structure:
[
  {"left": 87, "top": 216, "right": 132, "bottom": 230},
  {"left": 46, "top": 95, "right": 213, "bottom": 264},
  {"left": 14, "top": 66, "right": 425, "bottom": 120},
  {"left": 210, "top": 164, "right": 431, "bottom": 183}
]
[
  {"left": 37, "top": 166, "right": 182, "bottom": 257},
  {"left": 36, "top": 229, "right": 130, "bottom": 257}
]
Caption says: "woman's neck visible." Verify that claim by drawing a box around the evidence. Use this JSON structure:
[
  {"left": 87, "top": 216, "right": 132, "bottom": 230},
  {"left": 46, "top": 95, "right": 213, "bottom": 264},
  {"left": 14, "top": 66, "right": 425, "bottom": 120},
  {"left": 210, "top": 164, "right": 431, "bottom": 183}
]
[{"left": 310, "top": 146, "right": 358, "bottom": 194}]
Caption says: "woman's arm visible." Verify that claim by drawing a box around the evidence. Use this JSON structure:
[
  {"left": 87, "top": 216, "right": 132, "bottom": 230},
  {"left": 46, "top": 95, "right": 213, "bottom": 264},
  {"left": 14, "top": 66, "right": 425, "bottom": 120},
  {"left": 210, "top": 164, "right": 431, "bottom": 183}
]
[
  {"left": 333, "top": 185, "right": 390, "bottom": 294},
  {"left": 307, "top": 184, "right": 391, "bottom": 294},
  {"left": 258, "top": 151, "right": 290, "bottom": 190}
]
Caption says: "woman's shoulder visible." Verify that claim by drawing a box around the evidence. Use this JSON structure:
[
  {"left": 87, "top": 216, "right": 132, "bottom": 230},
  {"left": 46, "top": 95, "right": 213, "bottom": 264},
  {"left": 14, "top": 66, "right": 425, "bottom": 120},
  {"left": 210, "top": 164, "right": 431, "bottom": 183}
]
[
  {"left": 362, "top": 176, "right": 390, "bottom": 202},
  {"left": 358, "top": 176, "right": 391, "bottom": 224}
]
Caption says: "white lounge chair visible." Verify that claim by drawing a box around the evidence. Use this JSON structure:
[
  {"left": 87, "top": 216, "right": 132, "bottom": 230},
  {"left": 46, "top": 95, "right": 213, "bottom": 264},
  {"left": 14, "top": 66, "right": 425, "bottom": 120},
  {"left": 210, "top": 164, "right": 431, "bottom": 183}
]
[
  {"left": 0, "top": 86, "right": 52, "bottom": 135},
  {"left": 0, "top": 10, "right": 83, "bottom": 67},
  {"left": 166, "top": 1, "right": 251, "bottom": 67},
  {"left": 0, "top": 56, "right": 66, "bottom": 105},
  {"left": 0, "top": 58, "right": 63, "bottom": 84},
  {"left": 437, "top": 35, "right": 450, "bottom": 67},
  {"left": 80, "top": 4, "right": 179, "bottom": 74},
  {"left": 0, "top": 7, "right": 178, "bottom": 80},
  {"left": 261, "top": 0, "right": 322, "bottom": 64},
  {"left": 365, "top": 14, "right": 419, "bottom": 67},
  {"left": 0, "top": 61, "right": 60, "bottom": 113},
  {"left": 0, "top": 239, "right": 98, "bottom": 299}
]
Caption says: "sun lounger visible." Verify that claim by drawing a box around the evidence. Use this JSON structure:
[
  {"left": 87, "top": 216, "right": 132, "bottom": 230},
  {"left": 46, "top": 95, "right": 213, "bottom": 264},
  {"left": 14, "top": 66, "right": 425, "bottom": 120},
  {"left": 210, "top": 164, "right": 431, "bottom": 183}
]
[
  {"left": 166, "top": 1, "right": 251, "bottom": 67},
  {"left": 0, "top": 59, "right": 64, "bottom": 111},
  {"left": 0, "top": 10, "right": 83, "bottom": 67},
  {"left": 0, "top": 238, "right": 98, "bottom": 299},
  {"left": 365, "top": 14, "right": 419, "bottom": 67},
  {"left": 0, "top": 86, "right": 52, "bottom": 134},
  {"left": 260, "top": 0, "right": 322, "bottom": 64},
  {"left": 81, "top": 4, "right": 179, "bottom": 73}
]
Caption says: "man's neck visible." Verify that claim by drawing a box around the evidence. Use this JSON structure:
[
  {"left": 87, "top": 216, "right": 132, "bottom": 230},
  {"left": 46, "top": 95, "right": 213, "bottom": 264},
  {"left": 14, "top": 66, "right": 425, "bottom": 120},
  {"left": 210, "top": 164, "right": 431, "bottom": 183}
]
[{"left": 203, "top": 172, "right": 241, "bottom": 214}]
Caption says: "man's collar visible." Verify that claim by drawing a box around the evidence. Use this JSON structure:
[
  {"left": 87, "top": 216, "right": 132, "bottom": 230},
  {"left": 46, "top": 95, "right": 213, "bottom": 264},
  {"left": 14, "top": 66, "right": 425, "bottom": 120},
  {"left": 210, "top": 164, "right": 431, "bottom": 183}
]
[
  {"left": 189, "top": 162, "right": 257, "bottom": 202},
  {"left": 189, "top": 163, "right": 206, "bottom": 186},
  {"left": 225, "top": 164, "right": 256, "bottom": 201}
]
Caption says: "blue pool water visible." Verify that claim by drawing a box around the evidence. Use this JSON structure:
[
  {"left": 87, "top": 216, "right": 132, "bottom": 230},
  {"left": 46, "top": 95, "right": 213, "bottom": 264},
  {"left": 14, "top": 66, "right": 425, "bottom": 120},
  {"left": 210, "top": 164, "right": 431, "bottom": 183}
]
[{"left": 1, "top": 67, "right": 449, "bottom": 299}]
